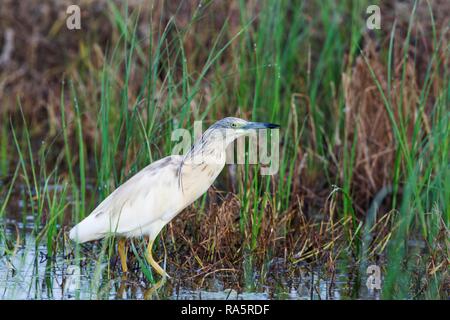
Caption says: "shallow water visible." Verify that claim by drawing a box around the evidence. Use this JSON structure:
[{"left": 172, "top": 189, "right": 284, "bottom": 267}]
[{"left": 0, "top": 217, "right": 381, "bottom": 300}]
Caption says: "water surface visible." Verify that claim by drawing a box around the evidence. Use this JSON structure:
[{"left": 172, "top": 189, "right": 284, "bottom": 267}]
[{"left": 0, "top": 216, "right": 381, "bottom": 300}]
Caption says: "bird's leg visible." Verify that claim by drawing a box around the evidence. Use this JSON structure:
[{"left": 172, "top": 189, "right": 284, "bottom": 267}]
[
  {"left": 146, "top": 239, "right": 170, "bottom": 279},
  {"left": 117, "top": 274, "right": 128, "bottom": 299},
  {"left": 143, "top": 278, "right": 165, "bottom": 300},
  {"left": 118, "top": 238, "right": 128, "bottom": 273}
]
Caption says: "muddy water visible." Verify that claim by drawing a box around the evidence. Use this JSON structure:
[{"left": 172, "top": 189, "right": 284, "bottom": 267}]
[{"left": 0, "top": 217, "right": 380, "bottom": 300}]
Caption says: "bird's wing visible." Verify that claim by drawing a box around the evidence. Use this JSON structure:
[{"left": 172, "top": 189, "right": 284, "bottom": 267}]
[{"left": 69, "top": 155, "right": 185, "bottom": 242}]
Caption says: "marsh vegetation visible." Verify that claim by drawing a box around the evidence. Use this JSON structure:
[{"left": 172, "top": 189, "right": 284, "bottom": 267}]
[{"left": 0, "top": 0, "right": 448, "bottom": 299}]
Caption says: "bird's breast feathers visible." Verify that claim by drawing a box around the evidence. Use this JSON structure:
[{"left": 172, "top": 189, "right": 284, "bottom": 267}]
[{"left": 70, "top": 155, "right": 223, "bottom": 241}]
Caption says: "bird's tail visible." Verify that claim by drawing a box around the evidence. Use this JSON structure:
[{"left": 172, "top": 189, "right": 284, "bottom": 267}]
[{"left": 69, "top": 215, "right": 105, "bottom": 243}]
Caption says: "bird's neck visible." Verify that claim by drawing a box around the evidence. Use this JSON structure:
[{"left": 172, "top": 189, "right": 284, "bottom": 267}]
[
  {"left": 178, "top": 130, "right": 236, "bottom": 198},
  {"left": 186, "top": 130, "right": 235, "bottom": 167}
]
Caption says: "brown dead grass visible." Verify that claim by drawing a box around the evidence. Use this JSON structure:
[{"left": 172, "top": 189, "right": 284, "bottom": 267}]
[{"left": 341, "top": 0, "right": 449, "bottom": 212}]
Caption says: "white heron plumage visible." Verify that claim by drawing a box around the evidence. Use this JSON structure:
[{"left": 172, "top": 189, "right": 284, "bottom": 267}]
[{"left": 69, "top": 117, "right": 279, "bottom": 277}]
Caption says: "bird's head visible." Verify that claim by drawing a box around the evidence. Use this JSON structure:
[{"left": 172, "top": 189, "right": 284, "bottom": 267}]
[
  {"left": 211, "top": 117, "right": 279, "bottom": 134},
  {"left": 184, "top": 117, "right": 280, "bottom": 167},
  {"left": 204, "top": 117, "right": 280, "bottom": 145}
]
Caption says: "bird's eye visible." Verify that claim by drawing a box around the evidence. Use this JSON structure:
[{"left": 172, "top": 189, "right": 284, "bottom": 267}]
[{"left": 231, "top": 123, "right": 237, "bottom": 128}]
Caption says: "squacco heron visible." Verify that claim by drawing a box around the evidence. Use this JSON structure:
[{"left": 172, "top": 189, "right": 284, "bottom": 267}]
[{"left": 69, "top": 117, "right": 279, "bottom": 278}]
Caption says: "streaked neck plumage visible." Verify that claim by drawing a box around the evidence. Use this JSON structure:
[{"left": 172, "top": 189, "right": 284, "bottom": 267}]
[{"left": 177, "top": 126, "right": 241, "bottom": 199}]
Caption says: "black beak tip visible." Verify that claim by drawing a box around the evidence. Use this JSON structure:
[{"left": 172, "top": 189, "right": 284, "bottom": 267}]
[{"left": 266, "top": 123, "right": 280, "bottom": 129}]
